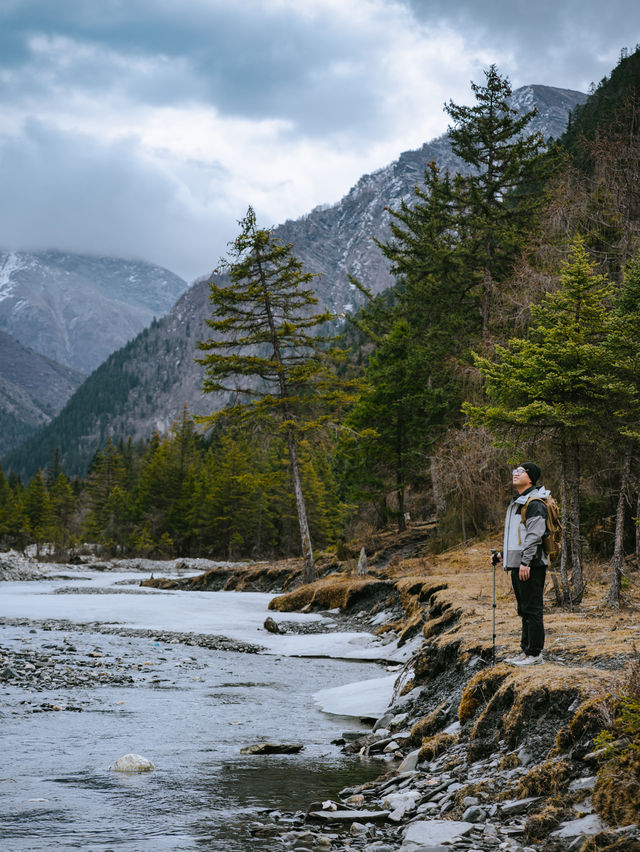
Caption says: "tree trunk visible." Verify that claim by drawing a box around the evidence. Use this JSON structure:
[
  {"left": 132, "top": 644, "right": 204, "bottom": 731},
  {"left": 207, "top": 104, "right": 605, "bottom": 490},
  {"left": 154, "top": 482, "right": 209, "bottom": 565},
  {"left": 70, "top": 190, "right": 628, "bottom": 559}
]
[
  {"left": 397, "top": 485, "right": 406, "bottom": 532},
  {"left": 461, "top": 505, "right": 467, "bottom": 543},
  {"left": 396, "top": 418, "right": 406, "bottom": 532},
  {"left": 636, "top": 486, "right": 640, "bottom": 571},
  {"left": 481, "top": 269, "right": 491, "bottom": 339},
  {"left": 607, "top": 441, "right": 633, "bottom": 606},
  {"left": 254, "top": 246, "right": 315, "bottom": 583},
  {"left": 430, "top": 456, "right": 447, "bottom": 516},
  {"left": 559, "top": 434, "right": 572, "bottom": 606},
  {"left": 286, "top": 430, "right": 315, "bottom": 584},
  {"left": 567, "top": 436, "right": 584, "bottom": 603},
  {"left": 357, "top": 546, "right": 367, "bottom": 576}
]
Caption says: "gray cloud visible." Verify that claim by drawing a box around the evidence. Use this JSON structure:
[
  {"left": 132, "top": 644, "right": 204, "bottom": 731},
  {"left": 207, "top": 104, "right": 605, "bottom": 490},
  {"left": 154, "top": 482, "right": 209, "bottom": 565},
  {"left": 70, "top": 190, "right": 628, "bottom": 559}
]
[
  {"left": 0, "top": 0, "right": 638, "bottom": 280},
  {"left": 405, "top": 0, "right": 638, "bottom": 90},
  {"left": 0, "top": 119, "right": 233, "bottom": 281},
  {"left": 0, "top": 0, "right": 394, "bottom": 137}
]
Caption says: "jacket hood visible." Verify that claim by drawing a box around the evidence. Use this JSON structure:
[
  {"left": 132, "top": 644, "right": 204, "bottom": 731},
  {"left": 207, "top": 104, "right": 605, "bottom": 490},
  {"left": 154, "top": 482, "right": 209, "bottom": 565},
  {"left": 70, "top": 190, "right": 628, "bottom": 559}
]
[{"left": 512, "top": 485, "right": 550, "bottom": 505}]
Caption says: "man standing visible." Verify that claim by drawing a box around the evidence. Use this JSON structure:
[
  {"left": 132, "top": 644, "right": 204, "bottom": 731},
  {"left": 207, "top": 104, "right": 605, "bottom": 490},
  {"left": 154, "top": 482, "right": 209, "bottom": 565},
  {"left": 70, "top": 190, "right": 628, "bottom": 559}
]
[{"left": 494, "top": 462, "right": 549, "bottom": 666}]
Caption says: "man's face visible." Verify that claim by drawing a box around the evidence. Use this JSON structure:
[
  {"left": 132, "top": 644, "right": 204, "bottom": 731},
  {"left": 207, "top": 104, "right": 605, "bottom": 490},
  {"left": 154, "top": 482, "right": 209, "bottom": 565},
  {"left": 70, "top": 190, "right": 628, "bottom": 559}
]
[{"left": 512, "top": 466, "right": 532, "bottom": 489}]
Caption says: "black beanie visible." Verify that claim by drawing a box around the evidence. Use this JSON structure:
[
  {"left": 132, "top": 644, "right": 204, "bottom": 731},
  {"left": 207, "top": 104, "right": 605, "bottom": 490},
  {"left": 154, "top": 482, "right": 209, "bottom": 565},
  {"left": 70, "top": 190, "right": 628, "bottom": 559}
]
[{"left": 520, "top": 462, "right": 541, "bottom": 486}]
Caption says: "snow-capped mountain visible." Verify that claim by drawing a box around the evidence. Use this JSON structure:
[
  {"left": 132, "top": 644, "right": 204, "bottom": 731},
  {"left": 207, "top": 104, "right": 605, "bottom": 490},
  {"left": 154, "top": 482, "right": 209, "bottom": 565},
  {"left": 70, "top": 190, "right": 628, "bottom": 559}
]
[{"left": 0, "top": 250, "right": 188, "bottom": 373}]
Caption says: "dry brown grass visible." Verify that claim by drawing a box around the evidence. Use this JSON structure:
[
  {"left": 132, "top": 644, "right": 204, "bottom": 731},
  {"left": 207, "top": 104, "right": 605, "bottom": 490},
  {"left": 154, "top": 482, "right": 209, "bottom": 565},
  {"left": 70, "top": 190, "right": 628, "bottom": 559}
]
[
  {"left": 517, "top": 758, "right": 571, "bottom": 798},
  {"left": 580, "top": 838, "right": 640, "bottom": 852},
  {"left": 417, "top": 731, "right": 457, "bottom": 762},
  {"left": 267, "top": 574, "right": 395, "bottom": 612},
  {"left": 466, "top": 664, "right": 611, "bottom": 759},
  {"left": 389, "top": 533, "right": 640, "bottom": 667},
  {"left": 458, "top": 664, "right": 512, "bottom": 723},
  {"left": 524, "top": 802, "right": 566, "bottom": 841},
  {"left": 408, "top": 700, "right": 449, "bottom": 745}
]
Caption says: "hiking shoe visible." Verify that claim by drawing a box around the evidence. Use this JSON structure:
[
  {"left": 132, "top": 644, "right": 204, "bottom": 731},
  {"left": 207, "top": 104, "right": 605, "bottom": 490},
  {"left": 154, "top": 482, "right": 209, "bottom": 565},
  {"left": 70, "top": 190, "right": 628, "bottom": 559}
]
[
  {"left": 504, "top": 652, "right": 528, "bottom": 664},
  {"left": 512, "top": 654, "right": 544, "bottom": 666}
]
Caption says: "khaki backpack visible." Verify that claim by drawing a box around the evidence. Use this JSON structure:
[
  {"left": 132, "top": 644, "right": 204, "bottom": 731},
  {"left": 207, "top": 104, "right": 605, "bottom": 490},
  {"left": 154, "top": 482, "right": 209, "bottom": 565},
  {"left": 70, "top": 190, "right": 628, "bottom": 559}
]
[{"left": 521, "top": 494, "right": 562, "bottom": 562}]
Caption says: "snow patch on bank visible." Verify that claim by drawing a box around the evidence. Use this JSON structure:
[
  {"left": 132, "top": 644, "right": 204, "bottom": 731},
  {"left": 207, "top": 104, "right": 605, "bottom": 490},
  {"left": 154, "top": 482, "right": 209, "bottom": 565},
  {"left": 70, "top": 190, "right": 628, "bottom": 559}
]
[{"left": 314, "top": 674, "right": 397, "bottom": 718}]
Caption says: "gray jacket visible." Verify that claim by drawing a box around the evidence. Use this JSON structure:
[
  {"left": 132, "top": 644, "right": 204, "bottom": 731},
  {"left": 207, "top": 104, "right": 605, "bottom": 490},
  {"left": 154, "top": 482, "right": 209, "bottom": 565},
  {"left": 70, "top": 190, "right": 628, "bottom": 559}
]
[{"left": 503, "top": 486, "right": 549, "bottom": 569}]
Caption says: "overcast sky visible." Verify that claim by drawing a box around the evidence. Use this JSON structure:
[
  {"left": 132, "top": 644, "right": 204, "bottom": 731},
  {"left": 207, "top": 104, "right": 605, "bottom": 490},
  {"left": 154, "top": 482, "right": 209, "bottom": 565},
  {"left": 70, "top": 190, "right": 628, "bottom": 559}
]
[{"left": 1, "top": 0, "right": 638, "bottom": 281}]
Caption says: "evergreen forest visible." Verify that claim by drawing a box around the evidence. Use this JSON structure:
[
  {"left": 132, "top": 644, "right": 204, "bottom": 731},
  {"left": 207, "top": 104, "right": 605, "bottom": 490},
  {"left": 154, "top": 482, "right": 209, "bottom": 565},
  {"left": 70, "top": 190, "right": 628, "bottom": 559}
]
[{"left": 4, "top": 50, "right": 640, "bottom": 607}]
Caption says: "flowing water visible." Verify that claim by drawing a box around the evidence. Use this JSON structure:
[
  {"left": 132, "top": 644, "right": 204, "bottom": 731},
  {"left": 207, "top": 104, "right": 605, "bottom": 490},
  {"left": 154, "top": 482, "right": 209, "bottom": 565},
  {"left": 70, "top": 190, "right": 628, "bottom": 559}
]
[{"left": 0, "top": 570, "right": 391, "bottom": 851}]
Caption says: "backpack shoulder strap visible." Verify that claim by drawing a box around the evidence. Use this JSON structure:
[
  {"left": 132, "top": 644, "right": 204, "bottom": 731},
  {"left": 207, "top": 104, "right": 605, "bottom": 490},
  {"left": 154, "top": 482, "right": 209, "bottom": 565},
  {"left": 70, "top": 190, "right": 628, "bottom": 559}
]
[{"left": 521, "top": 495, "right": 546, "bottom": 524}]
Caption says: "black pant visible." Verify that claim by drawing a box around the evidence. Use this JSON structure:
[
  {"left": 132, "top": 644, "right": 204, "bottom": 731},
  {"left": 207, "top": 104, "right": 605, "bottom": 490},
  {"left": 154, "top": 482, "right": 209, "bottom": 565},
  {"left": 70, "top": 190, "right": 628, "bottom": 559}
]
[{"left": 510, "top": 566, "right": 546, "bottom": 656}]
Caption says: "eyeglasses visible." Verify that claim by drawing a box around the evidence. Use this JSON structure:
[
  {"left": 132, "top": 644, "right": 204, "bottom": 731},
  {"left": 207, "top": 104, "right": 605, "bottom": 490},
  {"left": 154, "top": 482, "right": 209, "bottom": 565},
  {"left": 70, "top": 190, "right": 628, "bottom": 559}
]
[{"left": 512, "top": 467, "right": 526, "bottom": 475}]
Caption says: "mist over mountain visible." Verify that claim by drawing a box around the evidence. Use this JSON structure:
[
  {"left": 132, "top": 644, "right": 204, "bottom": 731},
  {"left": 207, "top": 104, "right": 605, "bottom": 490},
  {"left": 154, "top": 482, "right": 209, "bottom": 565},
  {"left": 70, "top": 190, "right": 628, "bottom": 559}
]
[
  {"left": 0, "top": 250, "right": 188, "bottom": 373},
  {"left": 4, "top": 84, "right": 586, "bottom": 478}
]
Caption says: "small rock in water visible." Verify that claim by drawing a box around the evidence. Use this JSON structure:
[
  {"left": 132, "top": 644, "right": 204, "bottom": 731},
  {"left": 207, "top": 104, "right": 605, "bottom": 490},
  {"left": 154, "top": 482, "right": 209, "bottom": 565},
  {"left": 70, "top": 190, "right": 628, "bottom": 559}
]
[
  {"left": 110, "top": 753, "right": 155, "bottom": 773},
  {"left": 263, "top": 617, "right": 282, "bottom": 634},
  {"left": 241, "top": 742, "right": 304, "bottom": 755}
]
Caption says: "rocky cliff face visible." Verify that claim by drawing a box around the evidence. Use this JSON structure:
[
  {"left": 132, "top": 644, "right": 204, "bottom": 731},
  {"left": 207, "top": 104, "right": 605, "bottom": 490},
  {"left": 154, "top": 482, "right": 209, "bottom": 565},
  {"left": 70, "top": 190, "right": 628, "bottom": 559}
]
[
  {"left": 0, "top": 330, "right": 84, "bottom": 455},
  {"left": 275, "top": 84, "right": 587, "bottom": 316},
  {"left": 0, "top": 250, "right": 188, "bottom": 373},
  {"left": 4, "top": 85, "right": 586, "bottom": 476}
]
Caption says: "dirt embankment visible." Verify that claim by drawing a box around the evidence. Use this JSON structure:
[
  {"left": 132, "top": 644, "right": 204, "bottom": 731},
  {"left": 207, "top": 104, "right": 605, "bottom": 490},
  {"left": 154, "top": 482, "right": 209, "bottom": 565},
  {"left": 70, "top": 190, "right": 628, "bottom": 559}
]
[{"left": 261, "top": 535, "right": 640, "bottom": 850}]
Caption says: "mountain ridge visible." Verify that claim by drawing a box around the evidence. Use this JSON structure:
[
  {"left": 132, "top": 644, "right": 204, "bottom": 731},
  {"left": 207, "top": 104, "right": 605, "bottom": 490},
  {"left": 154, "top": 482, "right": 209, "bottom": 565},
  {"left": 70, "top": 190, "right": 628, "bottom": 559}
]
[
  {"left": 0, "top": 330, "right": 84, "bottom": 456},
  {"left": 3, "top": 83, "right": 587, "bottom": 477},
  {"left": 0, "top": 249, "right": 188, "bottom": 373}
]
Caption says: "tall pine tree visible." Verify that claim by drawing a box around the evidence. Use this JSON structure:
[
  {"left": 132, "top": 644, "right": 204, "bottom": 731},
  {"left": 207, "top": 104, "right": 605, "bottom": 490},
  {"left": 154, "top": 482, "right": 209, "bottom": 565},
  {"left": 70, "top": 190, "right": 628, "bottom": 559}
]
[
  {"left": 445, "top": 65, "right": 550, "bottom": 336},
  {"left": 197, "top": 207, "right": 353, "bottom": 582},
  {"left": 466, "top": 238, "right": 626, "bottom": 603}
]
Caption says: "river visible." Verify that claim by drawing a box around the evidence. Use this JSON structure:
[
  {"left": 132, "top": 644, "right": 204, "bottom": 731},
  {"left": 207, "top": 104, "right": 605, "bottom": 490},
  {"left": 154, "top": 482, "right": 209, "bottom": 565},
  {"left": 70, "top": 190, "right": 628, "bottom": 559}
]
[{"left": 0, "top": 565, "right": 398, "bottom": 851}]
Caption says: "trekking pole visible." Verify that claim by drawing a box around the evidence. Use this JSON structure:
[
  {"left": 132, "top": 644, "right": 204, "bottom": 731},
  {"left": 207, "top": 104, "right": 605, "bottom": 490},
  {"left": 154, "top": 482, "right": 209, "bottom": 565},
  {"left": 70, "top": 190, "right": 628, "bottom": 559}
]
[{"left": 491, "top": 550, "right": 499, "bottom": 665}]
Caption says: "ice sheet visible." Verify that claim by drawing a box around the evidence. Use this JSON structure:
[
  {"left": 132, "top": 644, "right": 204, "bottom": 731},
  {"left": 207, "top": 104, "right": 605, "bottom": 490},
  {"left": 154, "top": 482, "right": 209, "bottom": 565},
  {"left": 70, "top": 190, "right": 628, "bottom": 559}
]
[
  {"left": 314, "top": 674, "right": 397, "bottom": 718},
  {"left": 0, "top": 570, "right": 413, "bottom": 662}
]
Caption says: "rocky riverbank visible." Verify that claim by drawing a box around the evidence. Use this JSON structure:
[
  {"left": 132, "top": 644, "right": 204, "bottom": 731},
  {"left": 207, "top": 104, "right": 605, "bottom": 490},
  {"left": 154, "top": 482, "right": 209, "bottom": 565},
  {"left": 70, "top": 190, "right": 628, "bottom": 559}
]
[{"left": 250, "top": 541, "right": 640, "bottom": 852}]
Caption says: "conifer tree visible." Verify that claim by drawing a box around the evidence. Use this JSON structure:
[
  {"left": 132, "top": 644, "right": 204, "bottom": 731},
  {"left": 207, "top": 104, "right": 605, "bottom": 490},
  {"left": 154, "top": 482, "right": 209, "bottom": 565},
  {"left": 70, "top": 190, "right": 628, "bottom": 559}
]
[
  {"left": 343, "top": 164, "right": 468, "bottom": 527},
  {"left": 604, "top": 255, "right": 640, "bottom": 604},
  {"left": 134, "top": 414, "right": 200, "bottom": 555},
  {"left": 25, "top": 470, "right": 53, "bottom": 555},
  {"left": 83, "top": 438, "right": 128, "bottom": 548},
  {"left": 466, "top": 238, "right": 625, "bottom": 603},
  {"left": 197, "top": 207, "right": 351, "bottom": 582},
  {"left": 49, "top": 473, "right": 77, "bottom": 557},
  {"left": 342, "top": 317, "right": 446, "bottom": 530},
  {"left": 445, "top": 65, "right": 550, "bottom": 336},
  {"left": 193, "top": 432, "right": 269, "bottom": 558},
  {"left": 0, "top": 463, "right": 12, "bottom": 541}
]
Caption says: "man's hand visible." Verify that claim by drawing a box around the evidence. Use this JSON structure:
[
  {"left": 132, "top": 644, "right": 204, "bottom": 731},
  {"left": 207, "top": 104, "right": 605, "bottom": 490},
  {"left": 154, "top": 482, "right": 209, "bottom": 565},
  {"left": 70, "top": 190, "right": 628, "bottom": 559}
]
[
  {"left": 491, "top": 550, "right": 502, "bottom": 567},
  {"left": 519, "top": 564, "right": 531, "bottom": 581}
]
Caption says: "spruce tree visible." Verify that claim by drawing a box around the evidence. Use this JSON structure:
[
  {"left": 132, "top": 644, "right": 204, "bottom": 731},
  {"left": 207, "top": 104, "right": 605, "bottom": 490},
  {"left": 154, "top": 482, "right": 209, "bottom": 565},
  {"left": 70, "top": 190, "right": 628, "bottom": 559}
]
[
  {"left": 0, "top": 463, "right": 11, "bottom": 541},
  {"left": 343, "top": 165, "right": 468, "bottom": 527},
  {"left": 197, "top": 207, "right": 351, "bottom": 582},
  {"left": 466, "top": 238, "right": 624, "bottom": 603},
  {"left": 49, "top": 473, "right": 77, "bottom": 557},
  {"left": 604, "top": 255, "right": 640, "bottom": 604},
  {"left": 445, "top": 65, "right": 550, "bottom": 336},
  {"left": 24, "top": 470, "right": 53, "bottom": 555}
]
